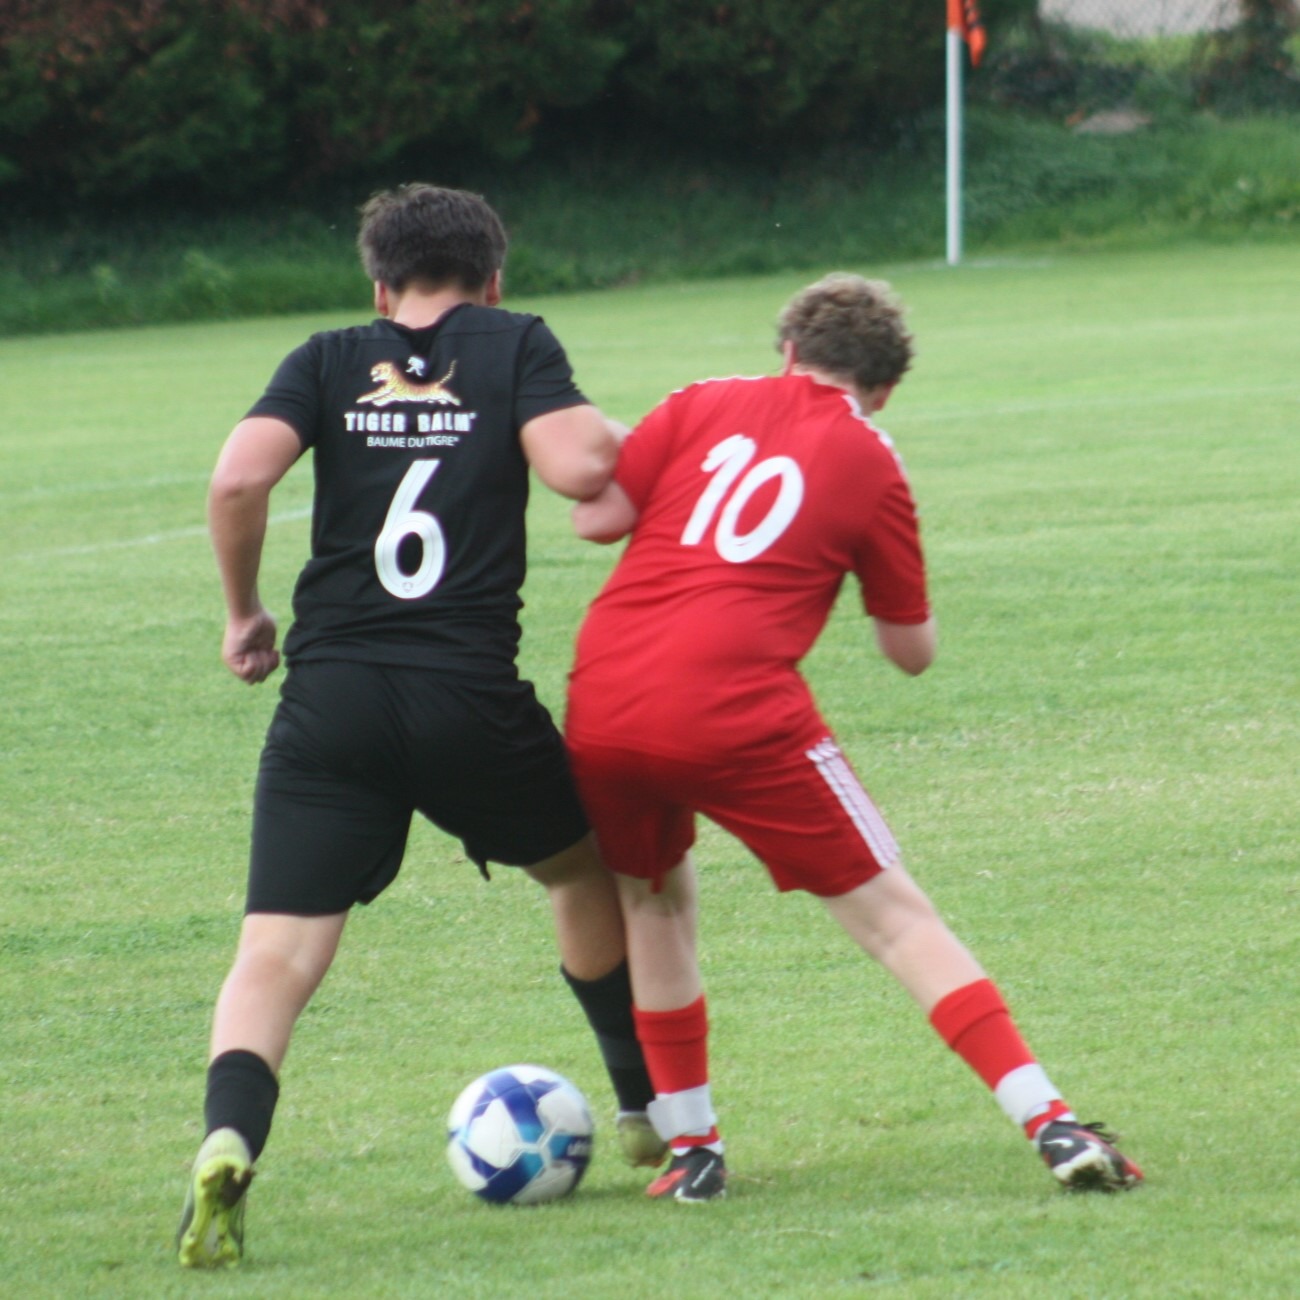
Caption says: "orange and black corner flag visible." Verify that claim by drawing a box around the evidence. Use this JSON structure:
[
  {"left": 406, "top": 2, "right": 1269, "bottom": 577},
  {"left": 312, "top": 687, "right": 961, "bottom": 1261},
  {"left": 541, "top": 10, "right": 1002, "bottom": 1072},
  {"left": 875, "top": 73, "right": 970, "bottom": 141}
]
[{"left": 948, "top": 0, "right": 986, "bottom": 66}]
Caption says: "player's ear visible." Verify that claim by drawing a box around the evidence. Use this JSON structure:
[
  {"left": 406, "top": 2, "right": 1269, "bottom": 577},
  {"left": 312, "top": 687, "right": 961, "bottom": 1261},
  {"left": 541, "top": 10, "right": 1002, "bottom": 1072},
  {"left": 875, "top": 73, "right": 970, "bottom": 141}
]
[
  {"left": 484, "top": 270, "right": 503, "bottom": 307},
  {"left": 374, "top": 281, "right": 390, "bottom": 318},
  {"left": 780, "top": 339, "right": 798, "bottom": 375}
]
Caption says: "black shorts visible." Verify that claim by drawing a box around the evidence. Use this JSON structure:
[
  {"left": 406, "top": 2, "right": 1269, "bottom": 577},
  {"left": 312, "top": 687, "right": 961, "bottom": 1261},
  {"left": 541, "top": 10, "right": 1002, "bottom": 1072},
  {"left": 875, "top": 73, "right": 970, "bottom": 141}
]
[{"left": 246, "top": 660, "right": 589, "bottom": 914}]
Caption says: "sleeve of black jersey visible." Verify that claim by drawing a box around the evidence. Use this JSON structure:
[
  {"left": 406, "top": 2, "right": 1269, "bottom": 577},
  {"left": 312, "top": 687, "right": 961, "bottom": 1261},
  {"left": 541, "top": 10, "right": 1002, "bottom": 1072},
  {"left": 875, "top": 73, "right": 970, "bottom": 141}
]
[
  {"left": 513, "top": 318, "right": 589, "bottom": 427},
  {"left": 244, "top": 336, "right": 323, "bottom": 448}
]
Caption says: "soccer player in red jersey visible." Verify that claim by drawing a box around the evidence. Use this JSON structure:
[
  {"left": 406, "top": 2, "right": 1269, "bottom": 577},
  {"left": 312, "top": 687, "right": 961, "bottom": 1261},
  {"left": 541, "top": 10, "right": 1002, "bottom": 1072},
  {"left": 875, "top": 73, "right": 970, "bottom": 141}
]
[{"left": 565, "top": 274, "right": 1142, "bottom": 1202}]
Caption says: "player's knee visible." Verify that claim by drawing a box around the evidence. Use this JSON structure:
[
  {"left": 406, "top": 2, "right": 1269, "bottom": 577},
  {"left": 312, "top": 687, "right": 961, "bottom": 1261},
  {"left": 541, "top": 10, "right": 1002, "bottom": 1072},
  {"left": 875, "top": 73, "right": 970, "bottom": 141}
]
[{"left": 234, "top": 913, "right": 344, "bottom": 988}]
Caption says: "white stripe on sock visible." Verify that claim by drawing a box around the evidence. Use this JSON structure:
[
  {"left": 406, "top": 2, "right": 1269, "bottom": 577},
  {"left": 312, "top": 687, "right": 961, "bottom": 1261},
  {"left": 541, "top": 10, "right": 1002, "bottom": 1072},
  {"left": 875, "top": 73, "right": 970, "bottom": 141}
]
[
  {"left": 647, "top": 1085, "right": 717, "bottom": 1142},
  {"left": 993, "top": 1063, "right": 1063, "bottom": 1128}
]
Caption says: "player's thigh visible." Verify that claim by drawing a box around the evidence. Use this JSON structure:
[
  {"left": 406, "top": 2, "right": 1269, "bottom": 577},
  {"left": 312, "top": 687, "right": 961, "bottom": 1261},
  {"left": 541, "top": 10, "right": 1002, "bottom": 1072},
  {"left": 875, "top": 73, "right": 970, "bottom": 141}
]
[
  {"left": 410, "top": 674, "right": 589, "bottom": 871},
  {"left": 566, "top": 740, "right": 696, "bottom": 884},
  {"left": 249, "top": 666, "right": 414, "bottom": 913},
  {"left": 699, "top": 736, "right": 900, "bottom": 896}
]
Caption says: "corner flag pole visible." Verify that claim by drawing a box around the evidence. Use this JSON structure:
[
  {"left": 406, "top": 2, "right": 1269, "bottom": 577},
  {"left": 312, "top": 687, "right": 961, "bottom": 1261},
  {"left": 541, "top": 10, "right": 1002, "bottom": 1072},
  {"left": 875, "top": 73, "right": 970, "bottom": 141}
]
[
  {"left": 945, "top": 0, "right": 985, "bottom": 267},
  {"left": 945, "top": 18, "right": 964, "bottom": 266}
]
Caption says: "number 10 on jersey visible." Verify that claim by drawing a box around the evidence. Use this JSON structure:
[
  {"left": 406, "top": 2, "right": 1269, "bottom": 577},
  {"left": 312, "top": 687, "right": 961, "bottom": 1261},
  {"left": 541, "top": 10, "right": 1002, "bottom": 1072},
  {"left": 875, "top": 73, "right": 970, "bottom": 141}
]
[{"left": 681, "top": 435, "right": 804, "bottom": 563}]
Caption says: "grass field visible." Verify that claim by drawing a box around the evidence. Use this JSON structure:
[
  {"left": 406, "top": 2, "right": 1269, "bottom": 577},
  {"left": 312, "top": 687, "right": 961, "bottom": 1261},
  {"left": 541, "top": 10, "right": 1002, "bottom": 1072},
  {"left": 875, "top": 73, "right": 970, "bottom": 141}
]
[{"left": 1, "top": 241, "right": 1297, "bottom": 1298}]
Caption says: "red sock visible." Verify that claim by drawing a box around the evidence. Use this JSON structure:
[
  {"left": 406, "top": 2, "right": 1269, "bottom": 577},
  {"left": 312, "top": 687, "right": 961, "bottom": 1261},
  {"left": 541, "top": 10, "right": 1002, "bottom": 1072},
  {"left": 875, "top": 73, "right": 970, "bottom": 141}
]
[
  {"left": 633, "top": 996, "right": 710, "bottom": 1094},
  {"left": 929, "top": 979, "right": 1072, "bottom": 1138},
  {"left": 929, "top": 980, "right": 1032, "bottom": 1088},
  {"left": 634, "top": 997, "right": 719, "bottom": 1150}
]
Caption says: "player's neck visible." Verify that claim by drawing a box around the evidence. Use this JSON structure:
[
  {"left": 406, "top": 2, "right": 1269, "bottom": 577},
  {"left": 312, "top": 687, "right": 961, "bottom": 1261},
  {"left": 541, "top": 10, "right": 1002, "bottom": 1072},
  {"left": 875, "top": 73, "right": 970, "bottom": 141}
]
[
  {"left": 386, "top": 290, "right": 479, "bottom": 329},
  {"left": 790, "top": 363, "right": 850, "bottom": 393},
  {"left": 788, "top": 364, "right": 892, "bottom": 416},
  {"left": 375, "top": 274, "right": 499, "bottom": 329}
]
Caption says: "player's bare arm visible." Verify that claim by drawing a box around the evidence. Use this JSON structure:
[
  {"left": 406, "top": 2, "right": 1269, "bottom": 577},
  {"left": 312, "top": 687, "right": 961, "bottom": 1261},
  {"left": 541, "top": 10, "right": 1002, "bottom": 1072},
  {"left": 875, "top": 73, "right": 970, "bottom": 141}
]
[
  {"left": 521, "top": 404, "right": 619, "bottom": 501},
  {"left": 571, "top": 479, "right": 639, "bottom": 544},
  {"left": 872, "top": 614, "right": 938, "bottom": 676},
  {"left": 208, "top": 416, "right": 303, "bottom": 684}
]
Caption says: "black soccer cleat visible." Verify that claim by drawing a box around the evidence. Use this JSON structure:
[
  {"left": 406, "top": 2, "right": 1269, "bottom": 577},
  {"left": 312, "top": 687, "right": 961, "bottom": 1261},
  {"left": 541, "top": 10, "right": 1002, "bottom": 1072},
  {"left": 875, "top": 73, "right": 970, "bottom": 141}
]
[
  {"left": 646, "top": 1147, "right": 727, "bottom": 1202},
  {"left": 1036, "top": 1120, "right": 1143, "bottom": 1192}
]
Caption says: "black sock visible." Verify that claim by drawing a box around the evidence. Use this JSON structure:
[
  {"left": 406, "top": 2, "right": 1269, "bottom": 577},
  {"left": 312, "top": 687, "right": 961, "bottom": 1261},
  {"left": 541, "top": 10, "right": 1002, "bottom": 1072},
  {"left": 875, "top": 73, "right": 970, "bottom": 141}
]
[
  {"left": 561, "top": 961, "right": 655, "bottom": 1112},
  {"left": 204, "top": 1049, "right": 280, "bottom": 1162}
]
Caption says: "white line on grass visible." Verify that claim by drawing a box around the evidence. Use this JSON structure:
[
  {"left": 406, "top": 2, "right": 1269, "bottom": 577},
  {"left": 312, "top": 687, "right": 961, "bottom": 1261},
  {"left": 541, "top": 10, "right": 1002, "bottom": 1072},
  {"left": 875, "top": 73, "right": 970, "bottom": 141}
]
[
  {"left": 14, "top": 506, "right": 313, "bottom": 561},
  {"left": 0, "top": 472, "right": 210, "bottom": 504}
]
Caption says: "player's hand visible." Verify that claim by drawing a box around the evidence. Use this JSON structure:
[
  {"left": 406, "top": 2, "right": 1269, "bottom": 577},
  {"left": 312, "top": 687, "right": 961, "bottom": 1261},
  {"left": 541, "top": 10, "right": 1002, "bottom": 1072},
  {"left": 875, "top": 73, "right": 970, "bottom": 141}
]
[{"left": 221, "top": 607, "right": 281, "bottom": 684}]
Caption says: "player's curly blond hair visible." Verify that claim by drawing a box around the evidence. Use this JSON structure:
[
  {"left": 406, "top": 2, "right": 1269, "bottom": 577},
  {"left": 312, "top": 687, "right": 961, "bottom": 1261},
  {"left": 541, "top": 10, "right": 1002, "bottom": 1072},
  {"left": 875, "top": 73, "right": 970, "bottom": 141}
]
[{"left": 776, "top": 274, "right": 914, "bottom": 392}]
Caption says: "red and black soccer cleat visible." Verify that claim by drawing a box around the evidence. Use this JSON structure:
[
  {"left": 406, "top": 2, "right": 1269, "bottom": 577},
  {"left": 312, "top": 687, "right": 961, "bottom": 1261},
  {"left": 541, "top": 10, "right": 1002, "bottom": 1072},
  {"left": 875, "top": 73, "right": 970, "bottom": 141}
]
[{"left": 1037, "top": 1120, "right": 1144, "bottom": 1192}]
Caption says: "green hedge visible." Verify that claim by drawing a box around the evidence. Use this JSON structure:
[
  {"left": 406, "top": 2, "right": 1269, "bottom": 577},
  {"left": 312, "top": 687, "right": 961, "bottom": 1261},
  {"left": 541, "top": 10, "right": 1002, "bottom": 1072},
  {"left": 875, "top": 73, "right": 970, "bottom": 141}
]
[
  {"left": 0, "top": 0, "right": 1034, "bottom": 200},
  {"left": 0, "top": 0, "right": 622, "bottom": 196},
  {"left": 4, "top": 106, "right": 1299, "bottom": 338}
]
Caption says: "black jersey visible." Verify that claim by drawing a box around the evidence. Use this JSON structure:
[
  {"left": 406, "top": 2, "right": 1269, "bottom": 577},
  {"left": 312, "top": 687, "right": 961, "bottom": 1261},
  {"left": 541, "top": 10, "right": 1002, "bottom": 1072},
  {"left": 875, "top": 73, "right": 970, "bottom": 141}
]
[{"left": 247, "top": 305, "right": 586, "bottom": 673}]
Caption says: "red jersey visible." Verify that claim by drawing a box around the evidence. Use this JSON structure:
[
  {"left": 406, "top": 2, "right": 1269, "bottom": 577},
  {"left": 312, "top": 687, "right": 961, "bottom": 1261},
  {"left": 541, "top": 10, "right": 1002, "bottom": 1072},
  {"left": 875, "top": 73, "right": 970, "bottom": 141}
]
[{"left": 567, "top": 373, "right": 929, "bottom": 761}]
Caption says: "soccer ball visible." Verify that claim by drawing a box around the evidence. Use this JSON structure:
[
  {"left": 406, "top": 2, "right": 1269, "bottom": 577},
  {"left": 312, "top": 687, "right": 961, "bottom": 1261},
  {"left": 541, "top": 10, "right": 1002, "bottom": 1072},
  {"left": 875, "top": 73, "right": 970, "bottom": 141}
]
[{"left": 446, "top": 1064, "right": 594, "bottom": 1205}]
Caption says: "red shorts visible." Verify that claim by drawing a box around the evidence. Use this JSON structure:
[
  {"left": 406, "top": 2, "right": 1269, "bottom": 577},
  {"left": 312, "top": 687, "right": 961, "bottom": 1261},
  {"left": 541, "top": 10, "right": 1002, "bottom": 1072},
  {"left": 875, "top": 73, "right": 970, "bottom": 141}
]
[{"left": 567, "top": 735, "right": 900, "bottom": 897}]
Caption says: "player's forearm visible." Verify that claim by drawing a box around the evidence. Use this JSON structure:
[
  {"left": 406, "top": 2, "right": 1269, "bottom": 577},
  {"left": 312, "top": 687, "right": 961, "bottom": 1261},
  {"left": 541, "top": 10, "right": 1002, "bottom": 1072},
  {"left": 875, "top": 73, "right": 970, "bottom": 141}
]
[
  {"left": 540, "top": 430, "right": 618, "bottom": 501},
  {"left": 555, "top": 449, "right": 618, "bottom": 501},
  {"left": 873, "top": 615, "right": 937, "bottom": 676},
  {"left": 560, "top": 418, "right": 629, "bottom": 501},
  {"left": 205, "top": 416, "right": 301, "bottom": 620},
  {"left": 572, "top": 480, "right": 638, "bottom": 543},
  {"left": 208, "top": 485, "right": 271, "bottom": 620}
]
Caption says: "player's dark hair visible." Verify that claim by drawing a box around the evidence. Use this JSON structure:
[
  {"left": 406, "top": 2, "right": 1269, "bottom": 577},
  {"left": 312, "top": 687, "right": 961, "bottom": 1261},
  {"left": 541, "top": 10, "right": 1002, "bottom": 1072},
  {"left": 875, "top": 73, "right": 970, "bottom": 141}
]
[
  {"left": 777, "top": 274, "right": 914, "bottom": 392},
  {"left": 357, "top": 184, "right": 508, "bottom": 293}
]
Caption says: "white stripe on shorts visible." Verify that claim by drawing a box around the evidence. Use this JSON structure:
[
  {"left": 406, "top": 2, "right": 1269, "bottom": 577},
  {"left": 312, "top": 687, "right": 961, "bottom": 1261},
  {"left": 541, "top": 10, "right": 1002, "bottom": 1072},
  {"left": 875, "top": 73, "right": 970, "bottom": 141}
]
[{"left": 805, "top": 738, "right": 900, "bottom": 869}]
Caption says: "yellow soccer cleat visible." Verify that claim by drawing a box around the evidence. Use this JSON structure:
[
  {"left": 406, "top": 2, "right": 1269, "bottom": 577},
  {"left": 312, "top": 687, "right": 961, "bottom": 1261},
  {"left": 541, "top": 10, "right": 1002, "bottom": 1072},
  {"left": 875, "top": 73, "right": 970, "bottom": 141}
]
[
  {"left": 615, "top": 1111, "right": 669, "bottom": 1168},
  {"left": 176, "top": 1127, "right": 254, "bottom": 1268}
]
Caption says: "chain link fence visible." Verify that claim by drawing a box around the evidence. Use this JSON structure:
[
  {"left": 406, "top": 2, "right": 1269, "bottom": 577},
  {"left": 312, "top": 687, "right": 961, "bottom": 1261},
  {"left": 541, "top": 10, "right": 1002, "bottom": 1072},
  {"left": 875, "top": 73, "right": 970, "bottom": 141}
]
[{"left": 982, "top": 0, "right": 1300, "bottom": 117}]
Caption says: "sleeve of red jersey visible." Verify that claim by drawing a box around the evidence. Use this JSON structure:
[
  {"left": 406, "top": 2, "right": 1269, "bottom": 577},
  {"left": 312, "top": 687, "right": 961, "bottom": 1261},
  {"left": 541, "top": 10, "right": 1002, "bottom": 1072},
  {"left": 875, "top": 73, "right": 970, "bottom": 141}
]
[
  {"left": 855, "top": 473, "right": 932, "bottom": 624},
  {"left": 612, "top": 392, "right": 680, "bottom": 512}
]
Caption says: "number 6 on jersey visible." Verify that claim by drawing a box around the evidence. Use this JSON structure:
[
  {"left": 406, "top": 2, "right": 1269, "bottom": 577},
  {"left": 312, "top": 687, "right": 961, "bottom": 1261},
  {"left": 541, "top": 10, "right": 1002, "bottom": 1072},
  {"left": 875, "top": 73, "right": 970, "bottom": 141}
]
[{"left": 374, "top": 459, "right": 447, "bottom": 599}]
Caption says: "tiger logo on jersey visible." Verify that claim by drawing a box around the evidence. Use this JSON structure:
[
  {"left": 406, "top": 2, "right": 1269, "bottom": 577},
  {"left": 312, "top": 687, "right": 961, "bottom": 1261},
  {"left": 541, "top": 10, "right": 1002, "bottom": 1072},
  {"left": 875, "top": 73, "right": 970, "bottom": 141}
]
[{"left": 357, "top": 359, "right": 461, "bottom": 408}]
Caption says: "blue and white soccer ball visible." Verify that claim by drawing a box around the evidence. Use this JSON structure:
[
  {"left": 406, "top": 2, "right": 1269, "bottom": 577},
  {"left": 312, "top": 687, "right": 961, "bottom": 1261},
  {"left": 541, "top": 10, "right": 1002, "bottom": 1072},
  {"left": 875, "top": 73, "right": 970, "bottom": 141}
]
[{"left": 446, "top": 1064, "right": 594, "bottom": 1205}]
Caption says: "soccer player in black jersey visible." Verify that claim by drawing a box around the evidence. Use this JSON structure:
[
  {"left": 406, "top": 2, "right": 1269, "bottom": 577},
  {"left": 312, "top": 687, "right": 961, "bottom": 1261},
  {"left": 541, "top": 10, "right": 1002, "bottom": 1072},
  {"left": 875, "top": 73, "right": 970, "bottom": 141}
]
[{"left": 177, "top": 185, "right": 662, "bottom": 1268}]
